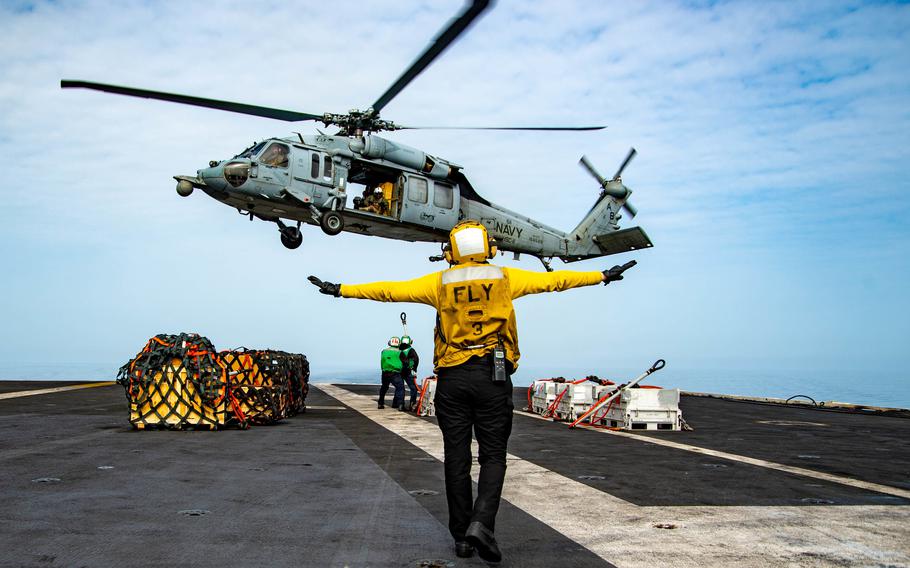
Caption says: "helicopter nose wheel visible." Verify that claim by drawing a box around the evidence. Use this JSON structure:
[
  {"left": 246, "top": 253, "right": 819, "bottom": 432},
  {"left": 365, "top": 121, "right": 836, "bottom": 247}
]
[
  {"left": 319, "top": 211, "right": 344, "bottom": 236},
  {"left": 279, "top": 226, "right": 303, "bottom": 249}
]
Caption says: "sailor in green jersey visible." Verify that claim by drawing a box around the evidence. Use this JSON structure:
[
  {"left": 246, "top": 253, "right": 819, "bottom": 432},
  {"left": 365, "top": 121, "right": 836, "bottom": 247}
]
[{"left": 379, "top": 337, "right": 406, "bottom": 409}]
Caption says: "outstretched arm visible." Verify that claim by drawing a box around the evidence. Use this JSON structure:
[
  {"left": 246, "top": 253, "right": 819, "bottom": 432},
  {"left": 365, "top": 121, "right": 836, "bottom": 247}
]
[
  {"left": 507, "top": 260, "right": 636, "bottom": 299},
  {"left": 308, "top": 273, "right": 438, "bottom": 305}
]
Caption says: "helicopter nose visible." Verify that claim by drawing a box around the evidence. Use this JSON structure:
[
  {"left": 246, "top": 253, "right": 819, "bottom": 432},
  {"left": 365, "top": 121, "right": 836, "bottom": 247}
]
[
  {"left": 202, "top": 159, "right": 252, "bottom": 190},
  {"left": 198, "top": 164, "right": 227, "bottom": 190},
  {"left": 199, "top": 164, "right": 221, "bottom": 180}
]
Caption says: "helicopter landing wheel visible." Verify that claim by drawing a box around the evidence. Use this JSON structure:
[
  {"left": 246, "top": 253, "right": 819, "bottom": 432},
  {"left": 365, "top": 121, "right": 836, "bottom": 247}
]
[
  {"left": 320, "top": 211, "right": 344, "bottom": 236},
  {"left": 280, "top": 227, "right": 303, "bottom": 249}
]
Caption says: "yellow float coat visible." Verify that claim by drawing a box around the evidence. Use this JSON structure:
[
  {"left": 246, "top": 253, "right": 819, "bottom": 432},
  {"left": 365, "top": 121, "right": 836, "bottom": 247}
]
[{"left": 341, "top": 262, "right": 603, "bottom": 372}]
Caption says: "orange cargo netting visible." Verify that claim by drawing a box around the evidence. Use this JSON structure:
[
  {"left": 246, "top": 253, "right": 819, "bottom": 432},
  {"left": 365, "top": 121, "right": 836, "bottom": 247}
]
[
  {"left": 116, "top": 333, "right": 309, "bottom": 430},
  {"left": 220, "top": 350, "right": 278, "bottom": 425}
]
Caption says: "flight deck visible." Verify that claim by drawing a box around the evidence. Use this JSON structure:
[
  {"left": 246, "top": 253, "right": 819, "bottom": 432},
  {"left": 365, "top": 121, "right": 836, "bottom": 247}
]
[{"left": 1, "top": 380, "right": 908, "bottom": 567}]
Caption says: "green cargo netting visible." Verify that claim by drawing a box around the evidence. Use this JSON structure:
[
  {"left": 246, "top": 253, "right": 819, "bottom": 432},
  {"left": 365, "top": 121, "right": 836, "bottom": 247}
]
[{"left": 116, "top": 333, "right": 309, "bottom": 430}]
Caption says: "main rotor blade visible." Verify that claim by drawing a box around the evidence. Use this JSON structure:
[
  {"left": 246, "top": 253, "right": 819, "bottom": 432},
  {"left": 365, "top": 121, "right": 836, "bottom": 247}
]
[
  {"left": 397, "top": 125, "right": 606, "bottom": 131},
  {"left": 61, "top": 80, "right": 325, "bottom": 122},
  {"left": 613, "top": 147, "right": 637, "bottom": 180},
  {"left": 579, "top": 155, "right": 608, "bottom": 185},
  {"left": 370, "top": 0, "right": 492, "bottom": 114}
]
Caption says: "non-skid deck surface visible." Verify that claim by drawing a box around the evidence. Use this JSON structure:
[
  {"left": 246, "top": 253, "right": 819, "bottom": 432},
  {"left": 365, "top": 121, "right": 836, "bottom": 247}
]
[{"left": 1, "top": 381, "right": 908, "bottom": 567}]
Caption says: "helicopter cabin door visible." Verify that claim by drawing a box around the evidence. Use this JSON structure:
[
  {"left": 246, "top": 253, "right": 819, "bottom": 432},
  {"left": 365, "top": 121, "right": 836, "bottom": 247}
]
[
  {"left": 288, "top": 148, "right": 335, "bottom": 203},
  {"left": 400, "top": 174, "right": 459, "bottom": 231}
]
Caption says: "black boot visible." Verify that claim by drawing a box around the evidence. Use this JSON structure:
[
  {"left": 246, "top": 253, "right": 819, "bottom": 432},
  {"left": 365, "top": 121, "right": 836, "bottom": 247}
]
[
  {"left": 454, "top": 540, "right": 474, "bottom": 558},
  {"left": 465, "top": 521, "right": 501, "bottom": 562}
]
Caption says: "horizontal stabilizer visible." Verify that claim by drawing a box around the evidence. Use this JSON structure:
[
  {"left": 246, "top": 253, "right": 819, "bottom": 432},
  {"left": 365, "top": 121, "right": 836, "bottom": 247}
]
[{"left": 593, "top": 227, "right": 653, "bottom": 256}]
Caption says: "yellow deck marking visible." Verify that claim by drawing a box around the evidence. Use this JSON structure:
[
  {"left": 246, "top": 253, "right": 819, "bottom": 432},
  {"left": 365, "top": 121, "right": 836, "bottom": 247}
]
[
  {"left": 0, "top": 382, "right": 115, "bottom": 401},
  {"left": 515, "top": 409, "right": 910, "bottom": 500}
]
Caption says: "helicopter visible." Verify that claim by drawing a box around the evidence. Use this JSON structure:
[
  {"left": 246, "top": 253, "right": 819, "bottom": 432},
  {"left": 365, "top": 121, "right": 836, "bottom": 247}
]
[{"left": 60, "top": 0, "right": 652, "bottom": 271}]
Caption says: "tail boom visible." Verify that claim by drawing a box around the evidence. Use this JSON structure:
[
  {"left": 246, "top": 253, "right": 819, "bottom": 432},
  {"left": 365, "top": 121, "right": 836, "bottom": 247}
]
[{"left": 561, "top": 190, "right": 653, "bottom": 262}]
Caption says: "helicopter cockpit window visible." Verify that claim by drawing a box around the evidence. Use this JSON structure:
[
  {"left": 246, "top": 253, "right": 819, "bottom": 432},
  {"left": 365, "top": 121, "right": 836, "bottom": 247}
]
[
  {"left": 311, "top": 154, "right": 320, "bottom": 178},
  {"left": 434, "top": 182, "right": 454, "bottom": 209},
  {"left": 260, "top": 143, "right": 290, "bottom": 168},
  {"left": 238, "top": 141, "right": 266, "bottom": 159},
  {"left": 408, "top": 177, "right": 428, "bottom": 204}
]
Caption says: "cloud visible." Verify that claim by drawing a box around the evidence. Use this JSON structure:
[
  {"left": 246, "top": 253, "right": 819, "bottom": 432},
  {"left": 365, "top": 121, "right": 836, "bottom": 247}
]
[{"left": 1, "top": 0, "right": 908, "bottom": 404}]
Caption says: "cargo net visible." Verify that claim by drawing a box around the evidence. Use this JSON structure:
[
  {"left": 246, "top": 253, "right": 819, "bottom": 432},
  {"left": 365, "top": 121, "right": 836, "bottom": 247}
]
[
  {"left": 220, "top": 349, "right": 310, "bottom": 425},
  {"left": 117, "top": 333, "right": 309, "bottom": 430}
]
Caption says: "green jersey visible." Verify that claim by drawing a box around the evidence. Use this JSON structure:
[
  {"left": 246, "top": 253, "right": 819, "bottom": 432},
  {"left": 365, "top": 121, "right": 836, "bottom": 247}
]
[{"left": 381, "top": 347, "right": 403, "bottom": 372}]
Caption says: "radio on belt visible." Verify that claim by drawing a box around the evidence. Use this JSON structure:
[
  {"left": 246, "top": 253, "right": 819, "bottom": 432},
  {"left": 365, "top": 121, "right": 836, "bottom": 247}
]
[{"left": 492, "top": 335, "right": 506, "bottom": 383}]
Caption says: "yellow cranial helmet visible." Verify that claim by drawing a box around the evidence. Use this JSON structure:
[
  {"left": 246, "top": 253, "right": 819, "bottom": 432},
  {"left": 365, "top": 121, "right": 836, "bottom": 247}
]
[{"left": 444, "top": 220, "right": 498, "bottom": 264}]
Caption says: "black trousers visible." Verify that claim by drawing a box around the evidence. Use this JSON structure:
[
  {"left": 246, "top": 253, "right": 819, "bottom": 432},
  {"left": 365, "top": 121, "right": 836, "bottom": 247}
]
[
  {"left": 403, "top": 372, "right": 419, "bottom": 407},
  {"left": 434, "top": 356, "right": 514, "bottom": 540},
  {"left": 379, "top": 370, "right": 405, "bottom": 408}
]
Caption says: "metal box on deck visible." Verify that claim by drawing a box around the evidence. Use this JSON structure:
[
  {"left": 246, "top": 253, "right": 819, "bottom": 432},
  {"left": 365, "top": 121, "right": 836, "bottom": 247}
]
[
  {"left": 597, "top": 388, "right": 681, "bottom": 430},
  {"left": 554, "top": 383, "right": 597, "bottom": 421},
  {"left": 417, "top": 377, "right": 438, "bottom": 417},
  {"left": 530, "top": 380, "right": 560, "bottom": 415}
]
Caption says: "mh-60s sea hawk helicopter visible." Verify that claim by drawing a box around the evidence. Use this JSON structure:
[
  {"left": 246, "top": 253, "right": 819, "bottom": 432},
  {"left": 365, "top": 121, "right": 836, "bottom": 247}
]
[{"left": 61, "top": 0, "right": 651, "bottom": 271}]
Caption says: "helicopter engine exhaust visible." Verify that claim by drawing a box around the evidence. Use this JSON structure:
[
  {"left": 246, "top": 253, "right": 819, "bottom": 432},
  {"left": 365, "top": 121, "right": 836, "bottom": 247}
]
[{"left": 350, "top": 136, "right": 453, "bottom": 179}]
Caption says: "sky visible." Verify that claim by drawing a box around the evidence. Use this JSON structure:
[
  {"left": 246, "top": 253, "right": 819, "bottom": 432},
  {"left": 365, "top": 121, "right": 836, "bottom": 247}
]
[{"left": 1, "top": 0, "right": 908, "bottom": 406}]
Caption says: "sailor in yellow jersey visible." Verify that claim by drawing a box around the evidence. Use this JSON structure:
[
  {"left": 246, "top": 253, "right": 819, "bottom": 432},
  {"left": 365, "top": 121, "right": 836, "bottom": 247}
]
[{"left": 308, "top": 220, "right": 635, "bottom": 562}]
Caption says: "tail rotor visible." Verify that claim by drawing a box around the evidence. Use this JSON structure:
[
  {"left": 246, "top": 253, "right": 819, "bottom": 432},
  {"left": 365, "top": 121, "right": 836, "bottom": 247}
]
[{"left": 579, "top": 148, "right": 638, "bottom": 218}]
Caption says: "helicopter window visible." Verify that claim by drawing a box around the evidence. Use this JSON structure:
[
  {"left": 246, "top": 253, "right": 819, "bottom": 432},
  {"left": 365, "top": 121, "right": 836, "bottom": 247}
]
[
  {"left": 238, "top": 141, "right": 266, "bottom": 158},
  {"left": 434, "top": 182, "right": 454, "bottom": 209},
  {"left": 408, "top": 177, "right": 428, "bottom": 203},
  {"left": 260, "top": 143, "right": 289, "bottom": 168},
  {"left": 311, "top": 154, "right": 320, "bottom": 178},
  {"left": 323, "top": 156, "right": 333, "bottom": 179}
]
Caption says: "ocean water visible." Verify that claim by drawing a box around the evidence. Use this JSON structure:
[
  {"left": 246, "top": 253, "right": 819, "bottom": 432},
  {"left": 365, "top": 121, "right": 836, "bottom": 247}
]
[
  {"left": 313, "top": 365, "right": 910, "bottom": 409},
  {"left": 2, "top": 362, "right": 907, "bottom": 410},
  {"left": 580, "top": 366, "right": 910, "bottom": 410}
]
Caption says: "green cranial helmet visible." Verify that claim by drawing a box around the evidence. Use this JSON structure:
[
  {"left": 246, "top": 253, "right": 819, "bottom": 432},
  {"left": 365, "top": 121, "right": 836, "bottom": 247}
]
[
  {"left": 399, "top": 335, "right": 412, "bottom": 348},
  {"left": 388, "top": 337, "right": 401, "bottom": 347}
]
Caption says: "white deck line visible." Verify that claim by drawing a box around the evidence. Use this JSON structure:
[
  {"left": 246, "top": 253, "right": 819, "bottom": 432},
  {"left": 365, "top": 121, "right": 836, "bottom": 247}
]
[
  {"left": 317, "top": 384, "right": 910, "bottom": 568},
  {"left": 0, "top": 382, "right": 115, "bottom": 400},
  {"left": 517, "top": 409, "right": 910, "bottom": 500}
]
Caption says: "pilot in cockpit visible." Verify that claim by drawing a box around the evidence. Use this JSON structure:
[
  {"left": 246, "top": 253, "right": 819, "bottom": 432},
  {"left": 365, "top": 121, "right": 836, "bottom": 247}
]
[{"left": 260, "top": 144, "right": 289, "bottom": 168}]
